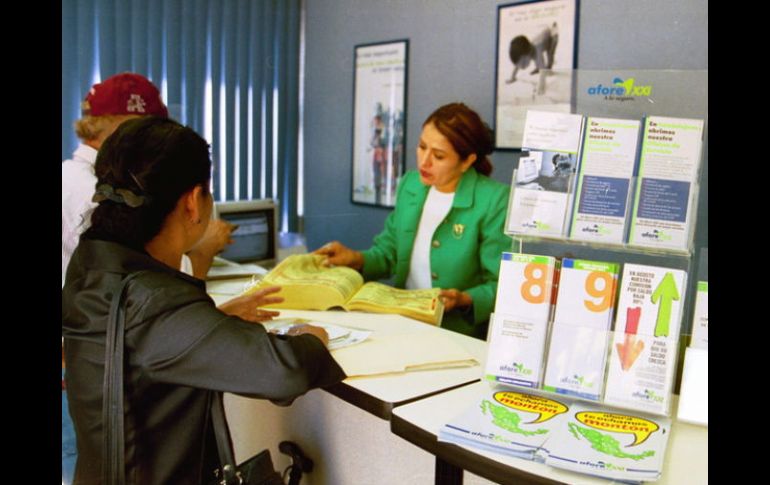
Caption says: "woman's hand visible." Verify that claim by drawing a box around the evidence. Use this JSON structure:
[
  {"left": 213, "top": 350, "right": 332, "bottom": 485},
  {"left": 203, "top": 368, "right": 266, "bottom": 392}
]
[
  {"left": 187, "top": 219, "right": 236, "bottom": 278},
  {"left": 286, "top": 324, "right": 330, "bottom": 346},
  {"left": 191, "top": 219, "right": 235, "bottom": 259},
  {"left": 313, "top": 241, "right": 364, "bottom": 270},
  {"left": 218, "top": 286, "right": 283, "bottom": 323},
  {"left": 439, "top": 289, "right": 473, "bottom": 312}
]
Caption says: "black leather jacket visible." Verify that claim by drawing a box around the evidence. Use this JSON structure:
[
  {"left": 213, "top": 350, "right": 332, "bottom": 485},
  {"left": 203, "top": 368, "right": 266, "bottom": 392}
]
[{"left": 62, "top": 240, "right": 346, "bottom": 484}]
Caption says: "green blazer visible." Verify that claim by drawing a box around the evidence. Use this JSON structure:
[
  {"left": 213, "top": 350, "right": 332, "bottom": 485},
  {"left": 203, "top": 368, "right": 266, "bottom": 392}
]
[{"left": 361, "top": 169, "right": 513, "bottom": 338}]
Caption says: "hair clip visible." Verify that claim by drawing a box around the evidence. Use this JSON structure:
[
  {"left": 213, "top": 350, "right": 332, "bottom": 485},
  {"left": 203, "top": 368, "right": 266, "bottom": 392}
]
[{"left": 92, "top": 184, "right": 150, "bottom": 208}]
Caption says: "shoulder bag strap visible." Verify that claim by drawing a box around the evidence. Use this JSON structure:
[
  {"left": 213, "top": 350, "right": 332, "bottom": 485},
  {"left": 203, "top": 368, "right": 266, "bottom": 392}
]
[
  {"left": 102, "top": 271, "right": 148, "bottom": 485},
  {"left": 211, "top": 391, "right": 240, "bottom": 484}
]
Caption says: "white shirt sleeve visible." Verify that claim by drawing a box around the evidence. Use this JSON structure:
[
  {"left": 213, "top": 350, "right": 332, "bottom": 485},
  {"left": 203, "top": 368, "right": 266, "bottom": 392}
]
[{"left": 62, "top": 149, "right": 98, "bottom": 284}]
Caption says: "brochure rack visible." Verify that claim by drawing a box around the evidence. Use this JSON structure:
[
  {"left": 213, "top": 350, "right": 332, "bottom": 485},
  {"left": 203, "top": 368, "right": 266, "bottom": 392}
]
[{"left": 488, "top": 70, "right": 707, "bottom": 418}]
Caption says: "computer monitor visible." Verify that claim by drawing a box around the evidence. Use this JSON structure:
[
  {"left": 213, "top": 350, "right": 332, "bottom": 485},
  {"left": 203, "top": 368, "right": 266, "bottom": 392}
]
[{"left": 213, "top": 199, "right": 279, "bottom": 266}]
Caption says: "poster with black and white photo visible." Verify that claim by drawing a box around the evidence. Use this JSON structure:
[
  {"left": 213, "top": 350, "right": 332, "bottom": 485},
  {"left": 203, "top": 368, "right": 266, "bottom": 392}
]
[
  {"left": 351, "top": 40, "right": 408, "bottom": 208},
  {"left": 494, "top": 0, "right": 578, "bottom": 150}
]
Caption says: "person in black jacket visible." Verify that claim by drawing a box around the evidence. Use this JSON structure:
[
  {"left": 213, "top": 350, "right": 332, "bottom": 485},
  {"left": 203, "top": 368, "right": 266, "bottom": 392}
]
[{"left": 62, "top": 116, "right": 346, "bottom": 485}]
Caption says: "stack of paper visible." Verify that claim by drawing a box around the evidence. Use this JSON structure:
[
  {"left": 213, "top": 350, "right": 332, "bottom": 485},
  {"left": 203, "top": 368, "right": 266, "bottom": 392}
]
[
  {"left": 543, "top": 258, "right": 620, "bottom": 401},
  {"left": 485, "top": 253, "right": 558, "bottom": 388},
  {"left": 438, "top": 388, "right": 570, "bottom": 462},
  {"left": 603, "top": 264, "right": 687, "bottom": 415},
  {"left": 545, "top": 402, "right": 671, "bottom": 483}
]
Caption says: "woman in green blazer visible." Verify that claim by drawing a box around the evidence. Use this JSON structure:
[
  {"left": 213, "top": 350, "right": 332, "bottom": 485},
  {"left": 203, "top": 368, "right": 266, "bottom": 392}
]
[{"left": 317, "top": 103, "right": 513, "bottom": 339}]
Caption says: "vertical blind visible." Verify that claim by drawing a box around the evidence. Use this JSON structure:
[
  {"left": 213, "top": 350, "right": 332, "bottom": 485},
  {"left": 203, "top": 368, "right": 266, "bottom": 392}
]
[{"left": 62, "top": 0, "right": 302, "bottom": 231}]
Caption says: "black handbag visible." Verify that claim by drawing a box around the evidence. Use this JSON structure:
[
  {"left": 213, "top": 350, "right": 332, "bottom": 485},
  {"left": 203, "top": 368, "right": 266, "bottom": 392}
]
[{"left": 103, "top": 272, "right": 283, "bottom": 485}]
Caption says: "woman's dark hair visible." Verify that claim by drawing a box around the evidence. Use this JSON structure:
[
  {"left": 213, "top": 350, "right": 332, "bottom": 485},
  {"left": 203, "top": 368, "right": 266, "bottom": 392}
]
[
  {"left": 423, "top": 102, "right": 495, "bottom": 176},
  {"left": 83, "top": 116, "right": 212, "bottom": 250}
]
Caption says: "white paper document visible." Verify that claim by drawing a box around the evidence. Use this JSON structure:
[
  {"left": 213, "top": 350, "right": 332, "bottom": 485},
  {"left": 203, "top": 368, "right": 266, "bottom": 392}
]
[{"left": 263, "top": 319, "right": 372, "bottom": 351}]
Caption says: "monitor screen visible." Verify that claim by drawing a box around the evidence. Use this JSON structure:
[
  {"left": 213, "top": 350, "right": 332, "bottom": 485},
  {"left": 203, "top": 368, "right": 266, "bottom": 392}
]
[{"left": 214, "top": 199, "right": 278, "bottom": 265}]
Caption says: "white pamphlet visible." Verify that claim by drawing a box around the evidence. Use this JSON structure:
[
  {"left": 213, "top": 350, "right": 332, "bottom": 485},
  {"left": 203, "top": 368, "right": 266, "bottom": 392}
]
[
  {"left": 507, "top": 110, "right": 585, "bottom": 237},
  {"left": 628, "top": 116, "right": 705, "bottom": 250},
  {"left": 604, "top": 264, "right": 687, "bottom": 415},
  {"left": 544, "top": 259, "right": 619, "bottom": 400},
  {"left": 486, "top": 253, "right": 557, "bottom": 388},
  {"left": 570, "top": 117, "right": 642, "bottom": 243}
]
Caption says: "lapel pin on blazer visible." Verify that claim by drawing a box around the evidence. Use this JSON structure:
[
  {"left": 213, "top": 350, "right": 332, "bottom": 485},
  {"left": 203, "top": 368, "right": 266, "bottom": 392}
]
[{"left": 453, "top": 223, "right": 465, "bottom": 239}]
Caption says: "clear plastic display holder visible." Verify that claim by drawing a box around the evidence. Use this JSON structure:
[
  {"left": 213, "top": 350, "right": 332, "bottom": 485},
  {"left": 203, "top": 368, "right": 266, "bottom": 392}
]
[
  {"left": 485, "top": 313, "right": 684, "bottom": 419},
  {"left": 504, "top": 70, "right": 707, "bottom": 256},
  {"left": 489, "top": 69, "right": 707, "bottom": 418},
  {"left": 506, "top": 170, "right": 701, "bottom": 258},
  {"left": 675, "top": 248, "right": 708, "bottom": 426}
]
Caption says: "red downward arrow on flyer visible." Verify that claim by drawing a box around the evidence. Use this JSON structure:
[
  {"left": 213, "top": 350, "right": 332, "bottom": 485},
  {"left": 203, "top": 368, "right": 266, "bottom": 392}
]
[
  {"left": 624, "top": 306, "right": 641, "bottom": 335},
  {"left": 616, "top": 307, "right": 644, "bottom": 370}
]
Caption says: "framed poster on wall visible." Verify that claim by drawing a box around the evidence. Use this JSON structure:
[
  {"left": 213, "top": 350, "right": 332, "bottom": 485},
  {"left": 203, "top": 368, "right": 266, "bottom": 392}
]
[
  {"left": 351, "top": 39, "right": 408, "bottom": 208},
  {"left": 494, "top": 0, "right": 579, "bottom": 149}
]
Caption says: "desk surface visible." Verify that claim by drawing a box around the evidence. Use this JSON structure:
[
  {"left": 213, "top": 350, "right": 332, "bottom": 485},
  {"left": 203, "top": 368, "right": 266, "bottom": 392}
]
[
  {"left": 272, "top": 309, "right": 487, "bottom": 420},
  {"left": 391, "top": 381, "right": 708, "bottom": 485},
  {"left": 207, "top": 280, "right": 487, "bottom": 420}
]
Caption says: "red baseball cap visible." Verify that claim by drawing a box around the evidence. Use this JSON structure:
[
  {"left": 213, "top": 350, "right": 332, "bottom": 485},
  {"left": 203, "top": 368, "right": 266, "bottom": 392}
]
[{"left": 81, "top": 72, "right": 168, "bottom": 118}]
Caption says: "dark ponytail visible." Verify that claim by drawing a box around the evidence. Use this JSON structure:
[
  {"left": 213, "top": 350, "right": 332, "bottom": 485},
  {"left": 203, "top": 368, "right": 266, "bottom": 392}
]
[
  {"left": 83, "top": 116, "right": 211, "bottom": 250},
  {"left": 423, "top": 102, "right": 495, "bottom": 176}
]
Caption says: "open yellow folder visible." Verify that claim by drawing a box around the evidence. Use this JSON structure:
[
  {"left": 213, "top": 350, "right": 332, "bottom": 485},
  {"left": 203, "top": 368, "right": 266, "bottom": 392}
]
[{"left": 331, "top": 332, "right": 478, "bottom": 378}]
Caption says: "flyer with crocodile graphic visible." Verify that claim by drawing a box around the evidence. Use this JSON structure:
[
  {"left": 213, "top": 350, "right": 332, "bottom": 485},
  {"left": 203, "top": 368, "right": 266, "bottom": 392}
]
[
  {"left": 438, "top": 389, "right": 570, "bottom": 462},
  {"left": 545, "top": 403, "right": 671, "bottom": 483}
]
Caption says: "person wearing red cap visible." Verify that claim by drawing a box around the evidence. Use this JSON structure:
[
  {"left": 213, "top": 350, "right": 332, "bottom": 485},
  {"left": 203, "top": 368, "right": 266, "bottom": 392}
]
[
  {"left": 61, "top": 73, "right": 232, "bottom": 485},
  {"left": 62, "top": 72, "right": 233, "bottom": 284}
]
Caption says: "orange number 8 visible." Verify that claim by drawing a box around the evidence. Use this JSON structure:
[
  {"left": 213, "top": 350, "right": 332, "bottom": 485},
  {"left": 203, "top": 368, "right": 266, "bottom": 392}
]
[{"left": 521, "top": 263, "right": 548, "bottom": 304}]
